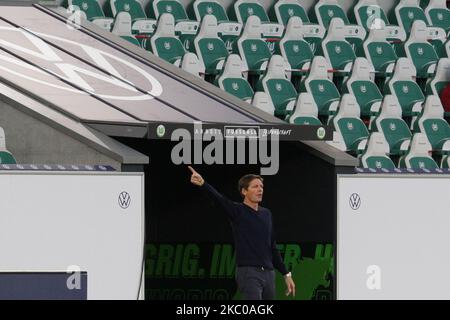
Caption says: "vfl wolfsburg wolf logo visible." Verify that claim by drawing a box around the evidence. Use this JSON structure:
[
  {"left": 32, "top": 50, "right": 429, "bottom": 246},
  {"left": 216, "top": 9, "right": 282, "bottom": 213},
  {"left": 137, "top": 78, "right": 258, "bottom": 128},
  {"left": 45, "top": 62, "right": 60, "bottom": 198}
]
[
  {"left": 389, "top": 122, "right": 396, "bottom": 131},
  {"left": 432, "top": 123, "right": 439, "bottom": 131},
  {"left": 124, "top": 3, "right": 130, "bottom": 11},
  {"left": 375, "top": 161, "right": 382, "bottom": 169},
  {"left": 347, "top": 122, "right": 354, "bottom": 130},
  {"left": 288, "top": 8, "right": 294, "bottom": 16},
  {"left": 251, "top": 43, "right": 257, "bottom": 52},
  {"left": 82, "top": 2, "right": 88, "bottom": 10},
  {"left": 335, "top": 46, "right": 342, "bottom": 54},
  {"left": 376, "top": 46, "right": 383, "bottom": 54},
  {"left": 360, "top": 85, "right": 367, "bottom": 93},
  {"left": 247, "top": 7, "right": 254, "bottom": 15},
  {"left": 438, "top": 13, "right": 444, "bottom": 21},
  {"left": 419, "top": 161, "right": 425, "bottom": 169},
  {"left": 328, "top": 9, "right": 334, "bottom": 18},
  {"left": 166, "top": 5, "right": 173, "bottom": 13},
  {"left": 318, "top": 84, "right": 325, "bottom": 92},
  {"left": 275, "top": 83, "right": 282, "bottom": 91},
  {"left": 293, "top": 44, "right": 300, "bottom": 53},
  {"left": 164, "top": 41, "right": 171, "bottom": 50},
  {"left": 232, "top": 82, "right": 239, "bottom": 90},
  {"left": 206, "top": 6, "right": 213, "bottom": 14},
  {"left": 408, "top": 11, "right": 414, "bottom": 19},
  {"left": 207, "top": 42, "right": 214, "bottom": 51},
  {"left": 402, "top": 85, "right": 409, "bottom": 94},
  {"left": 417, "top": 47, "right": 424, "bottom": 55}
]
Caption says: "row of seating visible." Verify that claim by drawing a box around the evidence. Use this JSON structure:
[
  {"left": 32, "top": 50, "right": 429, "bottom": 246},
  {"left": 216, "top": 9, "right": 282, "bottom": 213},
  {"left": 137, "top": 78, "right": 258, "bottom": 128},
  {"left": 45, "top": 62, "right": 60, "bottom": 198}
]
[{"left": 0, "top": 127, "right": 16, "bottom": 165}]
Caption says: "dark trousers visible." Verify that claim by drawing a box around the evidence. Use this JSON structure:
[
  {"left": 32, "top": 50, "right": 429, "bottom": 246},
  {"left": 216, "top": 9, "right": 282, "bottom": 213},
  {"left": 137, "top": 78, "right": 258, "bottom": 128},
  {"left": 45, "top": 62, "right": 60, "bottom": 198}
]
[{"left": 235, "top": 266, "right": 276, "bottom": 300}]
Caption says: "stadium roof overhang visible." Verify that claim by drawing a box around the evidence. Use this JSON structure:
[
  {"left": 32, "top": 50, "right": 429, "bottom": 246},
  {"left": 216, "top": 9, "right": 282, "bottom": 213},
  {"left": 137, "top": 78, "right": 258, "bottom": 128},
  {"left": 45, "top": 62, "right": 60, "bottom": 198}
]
[{"left": 0, "top": 2, "right": 357, "bottom": 166}]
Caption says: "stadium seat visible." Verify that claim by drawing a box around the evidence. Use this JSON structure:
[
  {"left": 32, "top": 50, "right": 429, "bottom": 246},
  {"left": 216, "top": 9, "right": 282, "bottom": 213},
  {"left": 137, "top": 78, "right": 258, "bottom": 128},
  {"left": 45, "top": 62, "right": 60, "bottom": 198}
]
[
  {"left": 109, "top": 0, "right": 156, "bottom": 35},
  {"left": 321, "top": 18, "right": 357, "bottom": 73},
  {"left": 424, "top": 0, "right": 450, "bottom": 32},
  {"left": 235, "top": 16, "right": 272, "bottom": 76},
  {"left": 193, "top": 15, "right": 229, "bottom": 76},
  {"left": 402, "top": 20, "right": 438, "bottom": 78},
  {"left": 312, "top": 0, "right": 350, "bottom": 28},
  {"left": 111, "top": 12, "right": 140, "bottom": 46},
  {"left": 216, "top": 54, "right": 254, "bottom": 102},
  {"left": 353, "top": 0, "right": 390, "bottom": 30},
  {"left": 360, "top": 132, "right": 396, "bottom": 169},
  {"left": 231, "top": 0, "right": 284, "bottom": 38},
  {"left": 363, "top": 20, "right": 398, "bottom": 76},
  {"left": 276, "top": 17, "right": 313, "bottom": 75},
  {"left": 391, "top": 0, "right": 429, "bottom": 35},
  {"left": 191, "top": 0, "right": 242, "bottom": 50},
  {"left": 270, "top": 0, "right": 310, "bottom": 26},
  {"left": 343, "top": 57, "right": 382, "bottom": 119},
  {"left": 256, "top": 55, "right": 297, "bottom": 118},
  {"left": 332, "top": 94, "right": 369, "bottom": 154},
  {"left": 150, "top": 14, "right": 204, "bottom": 77},
  {"left": 68, "top": 0, "right": 114, "bottom": 31},
  {"left": 251, "top": 92, "right": 275, "bottom": 115},
  {"left": 414, "top": 95, "right": 450, "bottom": 154},
  {"left": 373, "top": 95, "right": 412, "bottom": 155},
  {"left": 398, "top": 133, "right": 439, "bottom": 169},
  {"left": 384, "top": 58, "right": 425, "bottom": 118},
  {"left": 425, "top": 58, "right": 450, "bottom": 99},
  {"left": 0, "top": 127, "right": 16, "bottom": 165},
  {"left": 288, "top": 93, "right": 322, "bottom": 125},
  {"left": 299, "top": 56, "right": 341, "bottom": 117}
]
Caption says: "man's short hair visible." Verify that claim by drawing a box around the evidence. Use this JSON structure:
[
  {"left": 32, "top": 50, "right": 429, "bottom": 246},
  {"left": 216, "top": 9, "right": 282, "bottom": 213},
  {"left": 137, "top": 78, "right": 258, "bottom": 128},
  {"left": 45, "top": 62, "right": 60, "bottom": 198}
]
[{"left": 238, "top": 174, "right": 263, "bottom": 197}]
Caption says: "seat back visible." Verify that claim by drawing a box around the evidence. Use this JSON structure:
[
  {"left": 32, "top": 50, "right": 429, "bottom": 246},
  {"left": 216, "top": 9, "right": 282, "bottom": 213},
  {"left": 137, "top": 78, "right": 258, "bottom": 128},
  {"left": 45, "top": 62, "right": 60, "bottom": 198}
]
[
  {"left": 217, "top": 54, "right": 254, "bottom": 101},
  {"left": 0, "top": 127, "right": 16, "bottom": 165},
  {"left": 278, "top": 17, "right": 313, "bottom": 70},
  {"left": 151, "top": 14, "right": 186, "bottom": 64},
  {"left": 354, "top": 0, "right": 389, "bottom": 30},
  {"left": 252, "top": 92, "right": 276, "bottom": 115},
  {"left": 272, "top": 0, "right": 309, "bottom": 26},
  {"left": 426, "top": 58, "right": 450, "bottom": 95},
  {"left": 150, "top": 0, "right": 189, "bottom": 21},
  {"left": 425, "top": 0, "right": 450, "bottom": 31},
  {"left": 194, "top": 15, "right": 228, "bottom": 74},
  {"left": 361, "top": 132, "right": 396, "bottom": 169},
  {"left": 69, "top": 0, "right": 105, "bottom": 19},
  {"left": 111, "top": 0, "right": 147, "bottom": 19},
  {"left": 112, "top": 12, "right": 140, "bottom": 45},
  {"left": 289, "top": 93, "right": 322, "bottom": 125},
  {"left": 363, "top": 20, "right": 398, "bottom": 73},
  {"left": 393, "top": 0, "right": 429, "bottom": 34},
  {"left": 417, "top": 95, "right": 450, "bottom": 150},
  {"left": 322, "top": 18, "right": 356, "bottom": 71},
  {"left": 313, "top": 0, "right": 350, "bottom": 28},
  {"left": 233, "top": 0, "right": 270, "bottom": 24},
  {"left": 401, "top": 133, "right": 438, "bottom": 168},
  {"left": 193, "top": 0, "right": 229, "bottom": 22}
]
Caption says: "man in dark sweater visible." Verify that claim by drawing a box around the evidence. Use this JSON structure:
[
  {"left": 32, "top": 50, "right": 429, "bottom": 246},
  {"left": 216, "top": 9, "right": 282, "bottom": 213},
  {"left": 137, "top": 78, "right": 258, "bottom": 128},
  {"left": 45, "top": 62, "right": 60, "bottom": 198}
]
[{"left": 189, "top": 166, "right": 295, "bottom": 300}]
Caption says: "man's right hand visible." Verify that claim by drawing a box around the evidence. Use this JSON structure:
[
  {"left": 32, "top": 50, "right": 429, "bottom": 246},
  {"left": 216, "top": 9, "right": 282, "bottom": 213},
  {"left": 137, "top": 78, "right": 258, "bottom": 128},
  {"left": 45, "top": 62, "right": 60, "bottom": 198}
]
[{"left": 188, "top": 166, "right": 204, "bottom": 186}]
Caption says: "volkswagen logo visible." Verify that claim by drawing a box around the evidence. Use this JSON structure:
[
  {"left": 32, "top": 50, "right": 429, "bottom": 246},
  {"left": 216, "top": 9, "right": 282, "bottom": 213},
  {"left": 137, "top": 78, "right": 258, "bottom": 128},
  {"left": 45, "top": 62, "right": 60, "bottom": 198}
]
[
  {"left": 349, "top": 193, "right": 361, "bottom": 210},
  {"left": 118, "top": 191, "right": 131, "bottom": 209}
]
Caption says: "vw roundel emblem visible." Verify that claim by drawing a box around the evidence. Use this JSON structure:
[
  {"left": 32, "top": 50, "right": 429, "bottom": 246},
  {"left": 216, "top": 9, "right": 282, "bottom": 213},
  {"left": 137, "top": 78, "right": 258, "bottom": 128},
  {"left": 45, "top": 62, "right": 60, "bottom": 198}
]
[
  {"left": 118, "top": 191, "right": 131, "bottom": 209},
  {"left": 349, "top": 193, "right": 361, "bottom": 210}
]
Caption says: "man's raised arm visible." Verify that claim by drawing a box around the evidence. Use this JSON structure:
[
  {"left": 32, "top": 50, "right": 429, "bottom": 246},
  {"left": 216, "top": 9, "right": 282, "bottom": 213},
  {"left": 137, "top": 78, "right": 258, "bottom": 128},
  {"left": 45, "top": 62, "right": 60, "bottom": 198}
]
[{"left": 188, "top": 166, "right": 238, "bottom": 220}]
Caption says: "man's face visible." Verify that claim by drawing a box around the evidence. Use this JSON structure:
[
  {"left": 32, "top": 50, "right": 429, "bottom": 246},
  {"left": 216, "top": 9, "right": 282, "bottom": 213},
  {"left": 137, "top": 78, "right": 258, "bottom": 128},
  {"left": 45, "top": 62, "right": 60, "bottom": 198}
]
[{"left": 242, "top": 178, "right": 264, "bottom": 203}]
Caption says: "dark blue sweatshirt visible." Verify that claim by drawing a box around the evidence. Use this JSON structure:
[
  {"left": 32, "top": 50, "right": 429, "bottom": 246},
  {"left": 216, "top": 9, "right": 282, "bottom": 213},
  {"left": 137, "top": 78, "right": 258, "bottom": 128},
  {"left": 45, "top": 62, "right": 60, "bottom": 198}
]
[{"left": 201, "top": 182, "right": 288, "bottom": 275}]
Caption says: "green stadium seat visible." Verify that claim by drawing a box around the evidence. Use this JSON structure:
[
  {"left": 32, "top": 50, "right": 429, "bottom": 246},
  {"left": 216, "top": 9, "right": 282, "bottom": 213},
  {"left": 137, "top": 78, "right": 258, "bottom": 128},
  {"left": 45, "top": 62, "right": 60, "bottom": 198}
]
[
  {"left": 442, "top": 155, "right": 450, "bottom": 168},
  {"left": 363, "top": 21, "right": 398, "bottom": 75},
  {"left": 299, "top": 56, "right": 341, "bottom": 117},
  {"left": 414, "top": 95, "right": 450, "bottom": 154},
  {"left": 353, "top": 0, "right": 389, "bottom": 30},
  {"left": 332, "top": 94, "right": 370, "bottom": 154},
  {"left": 235, "top": 16, "right": 272, "bottom": 75},
  {"left": 216, "top": 54, "right": 254, "bottom": 102},
  {"left": 288, "top": 93, "right": 322, "bottom": 125},
  {"left": 191, "top": 0, "right": 242, "bottom": 50},
  {"left": 150, "top": 14, "right": 204, "bottom": 76},
  {"left": 360, "top": 132, "right": 396, "bottom": 169},
  {"left": 276, "top": 17, "right": 313, "bottom": 75},
  {"left": 312, "top": 0, "right": 350, "bottom": 28},
  {"left": 403, "top": 20, "right": 438, "bottom": 78},
  {"left": 424, "top": 0, "right": 450, "bottom": 32},
  {"left": 391, "top": 0, "right": 429, "bottom": 35},
  {"left": 270, "top": 0, "right": 310, "bottom": 26},
  {"left": 110, "top": 0, "right": 156, "bottom": 35},
  {"left": 321, "top": 18, "right": 357, "bottom": 72},
  {"left": 398, "top": 132, "right": 439, "bottom": 169},
  {"left": 373, "top": 95, "right": 413, "bottom": 155},
  {"left": 193, "top": 15, "right": 229, "bottom": 75},
  {"left": 425, "top": 58, "right": 450, "bottom": 99},
  {"left": 231, "top": 0, "right": 284, "bottom": 38},
  {"left": 68, "top": 0, "right": 114, "bottom": 30},
  {"left": 251, "top": 92, "right": 275, "bottom": 115},
  {"left": 111, "top": 12, "right": 141, "bottom": 46},
  {"left": 343, "top": 57, "right": 382, "bottom": 119},
  {"left": 256, "top": 55, "right": 297, "bottom": 118},
  {"left": 384, "top": 58, "right": 425, "bottom": 117},
  {"left": 0, "top": 127, "right": 16, "bottom": 165}
]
